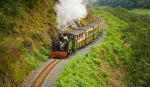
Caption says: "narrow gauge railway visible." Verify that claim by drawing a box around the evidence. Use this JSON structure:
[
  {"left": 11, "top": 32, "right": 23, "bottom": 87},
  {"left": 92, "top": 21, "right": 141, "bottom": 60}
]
[
  {"left": 22, "top": 17, "right": 104, "bottom": 87},
  {"left": 51, "top": 17, "right": 103, "bottom": 58},
  {"left": 29, "top": 59, "right": 63, "bottom": 87}
]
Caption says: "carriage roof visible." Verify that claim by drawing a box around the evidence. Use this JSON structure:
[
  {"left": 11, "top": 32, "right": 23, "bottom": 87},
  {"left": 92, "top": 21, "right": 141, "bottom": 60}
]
[
  {"left": 89, "top": 17, "right": 101, "bottom": 26},
  {"left": 78, "top": 25, "right": 92, "bottom": 30},
  {"left": 67, "top": 17, "right": 102, "bottom": 35},
  {"left": 67, "top": 29, "right": 84, "bottom": 35}
]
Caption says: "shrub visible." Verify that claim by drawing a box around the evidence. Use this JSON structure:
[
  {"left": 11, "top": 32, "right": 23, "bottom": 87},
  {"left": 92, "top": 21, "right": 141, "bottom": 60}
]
[
  {"left": 0, "top": 13, "right": 15, "bottom": 33},
  {"left": 23, "top": 0, "right": 41, "bottom": 9}
]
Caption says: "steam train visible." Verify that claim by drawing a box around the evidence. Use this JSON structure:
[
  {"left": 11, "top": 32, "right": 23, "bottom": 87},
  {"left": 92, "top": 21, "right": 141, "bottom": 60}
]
[{"left": 51, "top": 17, "right": 103, "bottom": 58}]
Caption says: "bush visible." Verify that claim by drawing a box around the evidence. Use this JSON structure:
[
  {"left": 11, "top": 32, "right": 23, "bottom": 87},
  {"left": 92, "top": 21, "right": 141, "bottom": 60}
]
[
  {"left": 23, "top": 0, "right": 41, "bottom": 9},
  {"left": 0, "top": 13, "right": 15, "bottom": 33},
  {"left": 3, "top": 2, "right": 22, "bottom": 17}
]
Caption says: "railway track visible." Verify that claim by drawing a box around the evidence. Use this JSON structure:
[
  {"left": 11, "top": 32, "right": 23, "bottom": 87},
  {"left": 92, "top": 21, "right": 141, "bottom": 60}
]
[{"left": 30, "top": 59, "right": 62, "bottom": 87}]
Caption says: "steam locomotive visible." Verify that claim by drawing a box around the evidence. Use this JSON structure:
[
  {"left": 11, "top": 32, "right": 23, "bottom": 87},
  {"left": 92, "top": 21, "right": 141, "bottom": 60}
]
[{"left": 51, "top": 17, "right": 103, "bottom": 58}]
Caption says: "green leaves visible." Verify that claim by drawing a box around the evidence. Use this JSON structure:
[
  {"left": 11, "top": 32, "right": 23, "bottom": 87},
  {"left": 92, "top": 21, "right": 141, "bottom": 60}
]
[
  {"left": 95, "top": 0, "right": 150, "bottom": 9},
  {"left": 0, "top": 13, "right": 15, "bottom": 33},
  {"left": 23, "top": 0, "right": 41, "bottom": 9}
]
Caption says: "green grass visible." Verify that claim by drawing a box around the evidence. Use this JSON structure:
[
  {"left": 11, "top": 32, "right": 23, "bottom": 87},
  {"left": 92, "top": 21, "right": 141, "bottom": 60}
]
[
  {"left": 56, "top": 8, "right": 130, "bottom": 87},
  {"left": 57, "top": 55, "right": 110, "bottom": 87},
  {"left": 130, "top": 9, "right": 150, "bottom": 16}
]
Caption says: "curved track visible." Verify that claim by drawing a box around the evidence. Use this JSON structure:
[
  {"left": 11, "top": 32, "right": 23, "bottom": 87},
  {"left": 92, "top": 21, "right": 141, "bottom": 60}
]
[
  {"left": 22, "top": 59, "right": 63, "bottom": 87},
  {"left": 22, "top": 19, "right": 107, "bottom": 87},
  {"left": 31, "top": 59, "right": 62, "bottom": 87}
]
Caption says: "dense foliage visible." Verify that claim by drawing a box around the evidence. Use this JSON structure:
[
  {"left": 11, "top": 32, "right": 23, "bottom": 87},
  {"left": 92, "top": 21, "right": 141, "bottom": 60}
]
[
  {"left": 0, "top": 0, "right": 57, "bottom": 87},
  {"left": 0, "top": 0, "right": 41, "bottom": 32},
  {"left": 130, "top": 9, "right": 150, "bottom": 15},
  {"left": 107, "top": 7, "right": 150, "bottom": 87},
  {"left": 96, "top": 0, "right": 150, "bottom": 9}
]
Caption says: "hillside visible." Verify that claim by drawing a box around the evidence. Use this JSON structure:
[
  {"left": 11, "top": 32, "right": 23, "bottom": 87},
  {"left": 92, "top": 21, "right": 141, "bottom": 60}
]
[
  {"left": 56, "top": 8, "right": 150, "bottom": 87},
  {"left": 109, "top": 8, "right": 150, "bottom": 87},
  {"left": 0, "top": 0, "right": 57, "bottom": 87},
  {"left": 130, "top": 9, "right": 150, "bottom": 16},
  {"left": 95, "top": 0, "right": 150, "bottom": 9}
]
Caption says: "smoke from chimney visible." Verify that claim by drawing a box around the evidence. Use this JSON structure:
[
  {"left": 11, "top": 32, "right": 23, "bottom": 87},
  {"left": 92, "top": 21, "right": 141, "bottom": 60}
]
[{"left": 55, "top": 0, "right": 87, "bottom": 32}]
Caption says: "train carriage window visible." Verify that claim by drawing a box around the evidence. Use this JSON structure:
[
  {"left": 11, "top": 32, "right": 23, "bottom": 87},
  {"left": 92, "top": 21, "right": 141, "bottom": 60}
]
[
  {"left": 78, "top": 34, "right": 80, "bottom": 39},
  {"left": 76, "top": 35, "right": 78, "bottom": 40},
  {"left": 79, "top": 33, "right": 83, "bottom": 39},
  {"left": 81, "top": 33, "right": 83, "bottom": 38}
]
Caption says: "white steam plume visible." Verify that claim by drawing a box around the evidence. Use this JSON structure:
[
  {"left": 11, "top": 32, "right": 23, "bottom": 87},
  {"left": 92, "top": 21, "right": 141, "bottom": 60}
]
[{"left": 55, "top": 0, "right": 87, "bottom": 32}]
